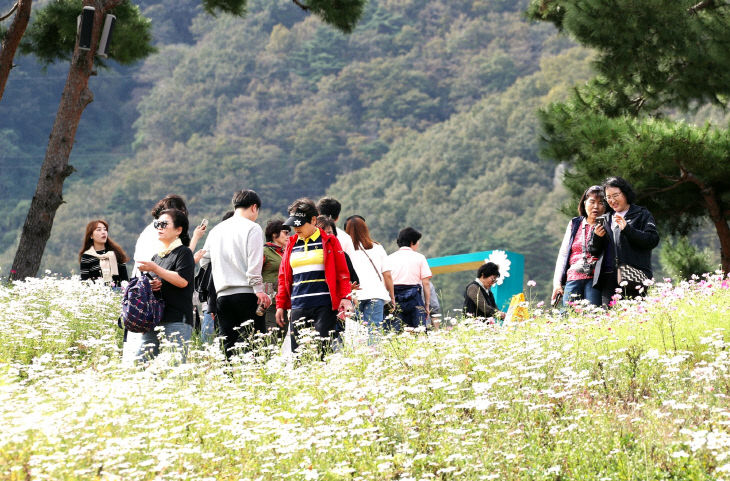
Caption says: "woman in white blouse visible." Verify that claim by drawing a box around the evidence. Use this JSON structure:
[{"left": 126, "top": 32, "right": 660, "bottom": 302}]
[{"left": 345, "top": 217, "right": 396, "bottom": 328}]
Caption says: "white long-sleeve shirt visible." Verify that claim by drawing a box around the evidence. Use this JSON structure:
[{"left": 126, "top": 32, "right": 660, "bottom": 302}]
[{"left": 202, "top": 215, "right": 265, "bottom": 297}]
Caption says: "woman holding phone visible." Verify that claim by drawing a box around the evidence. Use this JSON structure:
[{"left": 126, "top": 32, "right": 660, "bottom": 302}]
[
  {"left": 589, "top": 177, "right": 659, "bottom": 304},
  {"left": 551, "top": 185, "right": 607, "bottom": 307},
  {"left": 136, "top": 208, "right": 195, "bottom": 362}
]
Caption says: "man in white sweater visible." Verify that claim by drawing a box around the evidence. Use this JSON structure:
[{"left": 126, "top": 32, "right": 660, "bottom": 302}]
[{"left": 201, "top": 189, "right": 270, "bottom": 357}]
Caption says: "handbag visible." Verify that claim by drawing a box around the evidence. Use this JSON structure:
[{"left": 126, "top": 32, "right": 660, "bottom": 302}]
[
  {"left": 551, "top": 292, "right": 562, "bottom": 308},
  {"left": 617, "top": 263, "right": 647, "bottom": 293},
  {"left": 611, "top": 218, "right": 648, "bottom": 295}
]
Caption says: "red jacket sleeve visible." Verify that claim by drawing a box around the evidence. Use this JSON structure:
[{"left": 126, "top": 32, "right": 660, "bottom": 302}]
[
  {"left": 329, "top": 235, "right": 352, "bottom": 306},
  {"left": 276, "top": 238, "right": 293, "bottom": 310}
]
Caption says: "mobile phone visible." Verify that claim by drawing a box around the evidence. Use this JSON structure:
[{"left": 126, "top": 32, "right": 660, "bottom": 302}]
[
  {"left": 552, "top": 292, "right": 562, "bottom": 308},
  {"left": 200, "top": 218, "right": 208, "bottom": 228}
]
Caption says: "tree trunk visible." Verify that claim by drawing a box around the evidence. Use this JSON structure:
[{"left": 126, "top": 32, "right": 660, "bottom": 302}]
[
  {"left": 704, "top": 193, "right": 730, "bottom": 275},
  {"left": 0, "top": 0, "right": 33, "bottom": 101},
  {"left": 683, "top": 169, "right": 730, "bottom": 274},
  {"left": 9, "top": 1, "right": 109, "bottom": 280}
]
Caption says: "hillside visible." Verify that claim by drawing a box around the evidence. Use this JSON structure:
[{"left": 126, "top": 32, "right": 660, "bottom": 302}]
[{"left": 1, "top": 0, "right": 597, "bottom": 305}]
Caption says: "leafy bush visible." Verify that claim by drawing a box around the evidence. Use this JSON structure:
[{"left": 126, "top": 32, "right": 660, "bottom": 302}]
[{"left": 660, "top": 236, "right": 715, "bottom": 281}]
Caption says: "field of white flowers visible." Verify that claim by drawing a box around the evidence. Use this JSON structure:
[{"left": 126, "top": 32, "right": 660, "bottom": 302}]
[{"left": 1, "top": 275, "right": 729, "bottom": 480}]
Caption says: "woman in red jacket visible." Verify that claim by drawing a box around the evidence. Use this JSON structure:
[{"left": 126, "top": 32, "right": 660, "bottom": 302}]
[{"left": 276, "top": 198, "right": 352, "bottom": 354}]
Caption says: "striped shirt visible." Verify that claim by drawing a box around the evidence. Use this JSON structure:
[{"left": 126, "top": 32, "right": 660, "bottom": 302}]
[
  {"left": 80, "top": 250, "right": 129, "bottom": 286},
  {"left": 290, "top": 229, "right": 330, "bottom": 309}
]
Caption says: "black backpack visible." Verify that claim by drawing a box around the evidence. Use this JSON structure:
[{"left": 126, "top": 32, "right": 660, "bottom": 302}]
[{"left": 194, "top": 264, "right": 212, "bottom": 302}]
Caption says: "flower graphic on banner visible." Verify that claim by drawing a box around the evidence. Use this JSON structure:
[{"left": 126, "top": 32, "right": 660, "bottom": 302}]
[{"left": 486, "top": 250, "right": 511, "bottom": 285}]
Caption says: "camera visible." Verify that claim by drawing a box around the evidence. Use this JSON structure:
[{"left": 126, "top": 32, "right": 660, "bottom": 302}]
[{"left": 575, "top": 262, "right": 596, "bottom": 275}]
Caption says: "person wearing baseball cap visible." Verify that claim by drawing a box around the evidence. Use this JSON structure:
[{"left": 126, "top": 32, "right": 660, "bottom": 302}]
[{"left": 277, "top": 198, "right": 352, "bottom": 356}]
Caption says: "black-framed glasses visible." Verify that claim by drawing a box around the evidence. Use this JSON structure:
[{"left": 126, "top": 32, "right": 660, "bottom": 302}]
[{"left": 153, "top": 220, "right": 169, "bottom": 230}]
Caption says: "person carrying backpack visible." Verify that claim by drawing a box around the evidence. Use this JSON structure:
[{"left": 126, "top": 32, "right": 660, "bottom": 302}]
[{"left": 136, "top": 208, "right": 195, "bottom": 362}]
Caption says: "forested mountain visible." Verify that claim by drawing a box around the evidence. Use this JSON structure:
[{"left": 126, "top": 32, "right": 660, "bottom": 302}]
[{"left": 1, "top": 0, "right": 596, "bottom": 307}]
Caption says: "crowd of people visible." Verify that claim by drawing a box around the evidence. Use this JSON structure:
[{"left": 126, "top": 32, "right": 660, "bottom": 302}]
[
  {"left": 78, "top": 176, "right": 659, "bottom": 362},
  {"left": 81, "top": 192, "right": 440, "bottom": 362}
]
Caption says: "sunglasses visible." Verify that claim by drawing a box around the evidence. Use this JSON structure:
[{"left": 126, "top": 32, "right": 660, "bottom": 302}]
[{"left": 153, "top": 220, "right": 170, "bottom": 230}]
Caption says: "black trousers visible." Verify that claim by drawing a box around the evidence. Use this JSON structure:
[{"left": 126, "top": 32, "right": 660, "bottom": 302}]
[
  {"left": 216, "top": 293, "right": 266, "bottom": 357},
  {"left": 289, "top": 305, "right": 342, "bottom": 356}
]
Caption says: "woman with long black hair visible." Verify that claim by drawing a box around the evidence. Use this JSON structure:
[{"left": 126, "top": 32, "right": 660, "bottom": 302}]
[{"left": 79, "top": 219, "right": 129, "bottom": 286}]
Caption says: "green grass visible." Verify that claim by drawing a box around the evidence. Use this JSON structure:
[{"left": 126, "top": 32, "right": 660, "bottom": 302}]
[{"left": 0, "top": 275, "right": 729, "bottom": 480}]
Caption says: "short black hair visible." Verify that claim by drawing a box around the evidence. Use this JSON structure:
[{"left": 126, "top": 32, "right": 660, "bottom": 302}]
[
  {"left": 288, "top": 198, "right": 319, "bottom": 224},
  {"left": 317, "top": 197, "right": 342, "bottom": 219},
  {"left": 603, "top": 176, "right": 636, "bottom": 205},
  {"left": 477, "top": 262, "right": 500, "bottom": 279},
  {"left": 264, "top": 219, "right": 289, "bottom": 242},
  {"left": 221, "top": 210, "right": 234, "bottom": 222},
  {"left": 578, "top": 185, "right": 606, "bottom": 217},
  {"left": 232, "top": 189, "right": 261, "bottom": 209},
  {"left": 397, "top": 227, "right": 422, "bottom": 248},
  {"left": 151, "top": 194, "right": 187, "bottom": 218}
]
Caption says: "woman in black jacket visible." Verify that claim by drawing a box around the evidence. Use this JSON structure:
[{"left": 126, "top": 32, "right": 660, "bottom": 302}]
[
  {"left": 463, "top": 262, "right": 505, "bottom": 321},
  {"left": 589, "top": 177, "right": 659, "bottom": 304}
]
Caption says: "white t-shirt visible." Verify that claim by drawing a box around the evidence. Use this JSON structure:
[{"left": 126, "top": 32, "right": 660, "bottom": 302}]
[
  {"left": 336, "top": 227, "right": 355, "bottom": 257},
  {"left": 387, "top": 247, "right": 432, "bottom": 286},
  {"left": 131, "top": 222, "right": 162, "bottom": 277},
  {"left": 350, "top": 243, "right": 392, "bottom": 302}
]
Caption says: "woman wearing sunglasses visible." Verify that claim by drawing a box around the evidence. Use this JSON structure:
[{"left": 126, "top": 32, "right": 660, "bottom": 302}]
[{"left": 136, "top": 208, "right": 195, "bottom": 362}]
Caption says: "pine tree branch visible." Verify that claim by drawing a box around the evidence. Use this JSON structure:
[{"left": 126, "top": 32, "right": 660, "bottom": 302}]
[
  {"left": 0, "top": 2, "right": 18, "bottom": 21},
  {"left": 649, "top": 174, "right": 689, "bottom": 194},
  {"left": 539, "top": 0, "right": 556, "bottom": 14},
  {"left": 688, "top": 0, "right": 715, "bottom": 14},
  {"left": 292, "top": 0, "right": 310, "bottom": 11},
  {"left": 630, "top": 96, "right": 646, "bottom": 114}
]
